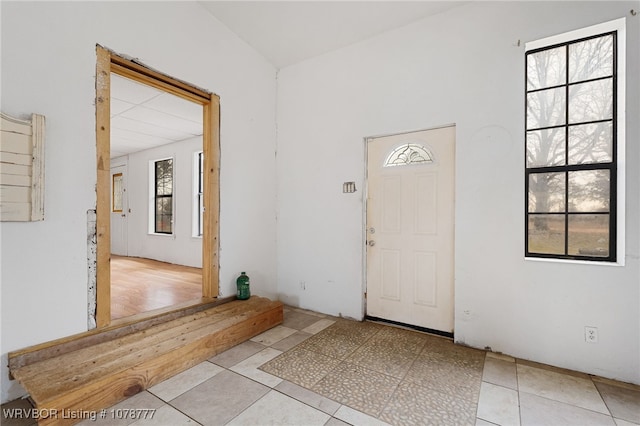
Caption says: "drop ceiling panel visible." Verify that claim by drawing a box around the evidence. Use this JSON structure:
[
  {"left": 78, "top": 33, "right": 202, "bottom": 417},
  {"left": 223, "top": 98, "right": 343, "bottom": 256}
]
[
  {"left": 111, "top": 98, "right": 136, "bottom": 116},
  {"left": 111, "top": 128, "right": 175, "bottom": 147},
  {"left": 144, "top": 94, "right": 203, "bottom": 123},
  {"left": 112, "top": 116, "right": 190, "bottom": 142},
  {"left": 120, "top": 106, "right": 201, "bottom": 135},
  {"left": 111, "top": 74, "right": 162, "bottom": 104}
]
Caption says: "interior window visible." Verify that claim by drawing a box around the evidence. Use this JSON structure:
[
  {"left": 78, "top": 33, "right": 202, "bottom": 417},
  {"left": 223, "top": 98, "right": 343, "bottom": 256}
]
[
  {"left": 525, "top": 23, "right": 623, "bottom": 262},
  {"left": 154, "top": 158, "right": 173, "bottom": 234}
]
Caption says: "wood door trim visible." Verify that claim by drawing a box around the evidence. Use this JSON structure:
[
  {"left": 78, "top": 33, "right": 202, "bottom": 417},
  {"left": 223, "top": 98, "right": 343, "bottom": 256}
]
[
  {"left": 96, "top": 46, "right": 111, "bottom": 328},
  {"left": 95, "top": 45, "right": 220, "bottom": 327}
]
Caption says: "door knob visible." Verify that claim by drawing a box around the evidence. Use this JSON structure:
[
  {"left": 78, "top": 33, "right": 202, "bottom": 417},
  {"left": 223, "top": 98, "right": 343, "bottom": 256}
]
[{"left": 368, "top": 240, "right": 376, "bottom": 247}]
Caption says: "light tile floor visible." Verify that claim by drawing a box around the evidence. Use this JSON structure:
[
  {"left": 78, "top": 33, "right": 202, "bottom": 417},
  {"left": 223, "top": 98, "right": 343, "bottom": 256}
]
[{"left": 2, "top": 305, "right": 639, "bottom": 426}]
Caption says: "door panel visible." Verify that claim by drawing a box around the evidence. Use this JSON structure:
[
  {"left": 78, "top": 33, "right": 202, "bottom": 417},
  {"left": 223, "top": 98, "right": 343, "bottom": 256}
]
[
  {"left": 414, "top": 251, "right": 437, "bottom": 307},
  {"left": 416, "top": 174, "right": 438, "bottom": 235},
  {"left": 381, "top": 176, "right": 402, "bottom": 233},
  {"left": 366, "top": 126, "right": 455, "bottom": 333},
  {"left": 381, "top": 249, "right": 401, "bottom": 300}
]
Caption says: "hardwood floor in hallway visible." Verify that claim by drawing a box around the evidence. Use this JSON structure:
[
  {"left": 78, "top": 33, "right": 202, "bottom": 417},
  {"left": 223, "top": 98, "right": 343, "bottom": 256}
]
[{"left": 110, "top": 256, "right": 202, "bottom": 320}]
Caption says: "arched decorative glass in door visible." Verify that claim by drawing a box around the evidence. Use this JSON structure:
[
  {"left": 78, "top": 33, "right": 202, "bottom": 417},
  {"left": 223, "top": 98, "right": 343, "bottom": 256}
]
[{"left": 383, "top": 143, "right": 434, "bottom": 167}]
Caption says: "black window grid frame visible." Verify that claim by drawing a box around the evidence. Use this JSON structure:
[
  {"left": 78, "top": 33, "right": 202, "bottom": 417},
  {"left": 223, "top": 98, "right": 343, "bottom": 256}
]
[
  {"left": 154, "top": 158, "right": 174, "bottom": 235},
  {"left": 524, "top": 30, "right": 618, "bottom": 262}
]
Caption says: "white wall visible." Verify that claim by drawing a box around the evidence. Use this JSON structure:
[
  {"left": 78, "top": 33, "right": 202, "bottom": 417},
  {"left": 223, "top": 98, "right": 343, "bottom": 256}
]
[
  {"left": 0, "top": 1, "right": 277, "bottom": 403},
  {"left": 115, "top": 137, "right": 203, "bottom": 268},
  {"left": 1, "top": 0, "right": 638, "bottom": 405},
  {"left": 276, "top": 1, "right": 640, "bottom": 384}
]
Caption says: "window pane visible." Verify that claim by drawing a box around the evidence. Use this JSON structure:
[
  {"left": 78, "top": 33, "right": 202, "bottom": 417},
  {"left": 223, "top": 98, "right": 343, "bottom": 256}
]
[
  {"left": 155, "top": 159, "right": 173, "bottom": 195},
  {"left": 529, "top": 172, "right": 565, "bottom": 213},
  {"left": 158, "top": 180, "right": 164, "bottom": 195},
  {"left": 527, "top": 46, "right": 566, "bottom": 90},
  {"left": 568, "top": 214, "right": 609, "bottom": 257},
  {"left": 384, "top": 144, "right": 434, "bottom": 167},
  {"left": 568, "top": 170, "right": 610, "bottom": 212},
  {"left": 198, "top": 152, "right": 204, "bottom": 193},
  {"left": 568, "top": 121, "right": 612, "bottom": 165},
  {"left": 198, "top": 194, "right": 204, "bottom": 236},
  {"left": 527, "top": 87, "right": 566, "bottom": 129},
  {"left": 568, "top": 78, "right": 613, "bottom": 124},
  {"left": 526, "top": 128, "right": 565, "bottom": 167},
  {"left": 155, "top": 197, "right": 173, "bottom": 233},
  {"left": 569, "top": 35, "right": 613, "bottom": 83},
  {"left": 528, "top": 215, "right": 565, "bottom": 255}
]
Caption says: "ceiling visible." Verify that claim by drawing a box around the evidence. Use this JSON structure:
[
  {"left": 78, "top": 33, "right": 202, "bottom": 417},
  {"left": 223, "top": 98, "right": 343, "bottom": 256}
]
[
  {"left": 111, "top": 1, "right": 465, "bottom": 157},
  {"left": 110, "top": 74, "right": 202, "bottom": 158},
  {"left": 200, "top": 1, "right": 466, "bottom": 69}
]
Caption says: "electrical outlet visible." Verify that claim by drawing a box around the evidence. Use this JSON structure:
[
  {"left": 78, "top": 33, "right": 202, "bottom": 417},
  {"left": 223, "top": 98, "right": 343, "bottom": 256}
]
[
  {"left": 585, "top": 326, "right": 598, "bottom": 343},
  {"left": 300, "top": 281, "right": 306, "bottom": 290}
]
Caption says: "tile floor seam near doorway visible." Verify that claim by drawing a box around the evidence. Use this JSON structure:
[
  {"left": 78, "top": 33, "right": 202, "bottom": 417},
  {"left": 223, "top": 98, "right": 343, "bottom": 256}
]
[{"left": 2, "top": 305, "right": 639, "bottom": 426}]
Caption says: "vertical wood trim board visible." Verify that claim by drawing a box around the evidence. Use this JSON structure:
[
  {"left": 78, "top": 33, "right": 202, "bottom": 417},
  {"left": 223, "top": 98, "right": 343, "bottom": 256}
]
[
  {"left": 202, "top": 96, "right": 221, "bottom": 298},
  {"left": 95, "top": 46, "right": 112, "bottom": 328}
]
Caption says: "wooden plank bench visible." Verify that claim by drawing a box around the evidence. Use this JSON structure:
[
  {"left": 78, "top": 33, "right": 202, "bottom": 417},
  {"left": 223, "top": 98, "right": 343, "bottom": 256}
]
[{"left": 8, "top": 296, "right": 283, "bottom": 426}]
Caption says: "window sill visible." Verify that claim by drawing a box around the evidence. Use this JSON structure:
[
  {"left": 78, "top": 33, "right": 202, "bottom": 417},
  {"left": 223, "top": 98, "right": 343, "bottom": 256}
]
[{"left": 525, "top": 256, "right": 624, "bottom": 267}]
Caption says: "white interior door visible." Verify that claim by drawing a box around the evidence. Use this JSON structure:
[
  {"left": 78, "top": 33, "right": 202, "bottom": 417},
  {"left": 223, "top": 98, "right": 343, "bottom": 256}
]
[
  {"left": 366, "top": 126, "right": 455, "bottom": 333},
  {"left": 110, "top": 165, "right": 128, "bottom": 256}
]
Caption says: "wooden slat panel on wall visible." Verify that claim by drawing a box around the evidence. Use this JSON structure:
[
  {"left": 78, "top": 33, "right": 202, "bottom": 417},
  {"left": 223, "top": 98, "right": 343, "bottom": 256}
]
[
  {"left": 0, "top": 151, "right": 32, "bottom": 165},
  {"left": 0, "top": 186, "right": 31, "bottom": 203},
  {"left": 0, "top": 112, "right": 45, "bottom": 221},
  {"left": 0, "top": 203, "right": 31, "bottom": 221},
  {"left": 1, "top": 132, "right": 32, "bottom": 155},
  {"left": 0, "top": 173, "right": 31, "bottom": 186},
  {"left": 1, "top": 163, "right": 31, "bottom": 176}
]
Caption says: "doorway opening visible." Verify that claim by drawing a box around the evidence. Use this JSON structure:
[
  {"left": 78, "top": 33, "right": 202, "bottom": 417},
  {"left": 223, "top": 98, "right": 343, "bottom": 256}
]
[
  {"left": 364, "top": 125, "right": 456, "bottom": 336},
  {"left": 95, "top": 46, "right": 220, "bottom": 327}
]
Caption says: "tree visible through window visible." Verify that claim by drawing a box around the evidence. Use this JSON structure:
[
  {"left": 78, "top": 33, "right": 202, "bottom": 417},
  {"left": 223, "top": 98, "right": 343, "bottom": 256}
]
[
  {"left": 525, "top": 29, "right": 617, "bottom": 261},
  {"left": 155, "top": 158, "right": 173, "bottom": 234}
]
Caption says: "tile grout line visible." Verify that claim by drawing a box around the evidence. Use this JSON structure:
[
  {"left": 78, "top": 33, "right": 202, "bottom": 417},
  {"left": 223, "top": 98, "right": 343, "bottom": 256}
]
[
  {"left": 265, "top": 320, "right": 487, "bottom": 425},
  {"left": 590, "top": 375, "right": 617, "bottom": 420},
  {"left": 223, "top": 326, "right": 350, "bottom": 426},
  {"left": 374, "top": 337, "right": 428, "bottom": 422},
  {"left": 516, "top": 389, "right": 620, "bottom": 419},
  {"left": 162, "top": 400, "right": 204, "bottom": 426},
  {"left": 264, "top": 320, "right": 392, "bottom": 422}
]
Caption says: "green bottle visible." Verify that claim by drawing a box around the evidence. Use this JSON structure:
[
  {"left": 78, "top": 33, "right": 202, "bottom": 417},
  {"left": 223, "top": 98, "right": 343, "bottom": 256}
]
[{"left": 236, "top": 272, "right": 250, "bottom": 300}]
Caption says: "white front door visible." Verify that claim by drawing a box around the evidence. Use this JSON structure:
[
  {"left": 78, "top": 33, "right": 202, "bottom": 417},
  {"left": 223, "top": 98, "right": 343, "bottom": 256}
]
[
  {"left": 110, "top": 165, "right": 128, "bottom": 256},
  {"left": 366, "top": 126, "right": 455, "bottom": 333}
]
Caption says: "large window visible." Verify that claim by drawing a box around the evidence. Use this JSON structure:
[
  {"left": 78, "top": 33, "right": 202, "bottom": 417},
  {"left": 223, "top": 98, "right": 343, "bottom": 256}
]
[
  {"left": 154, "top": 158, "right": 173, "bottom": 234},
  {"left": 525, "top": 19, "right": 625, "bottom": 263}
]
